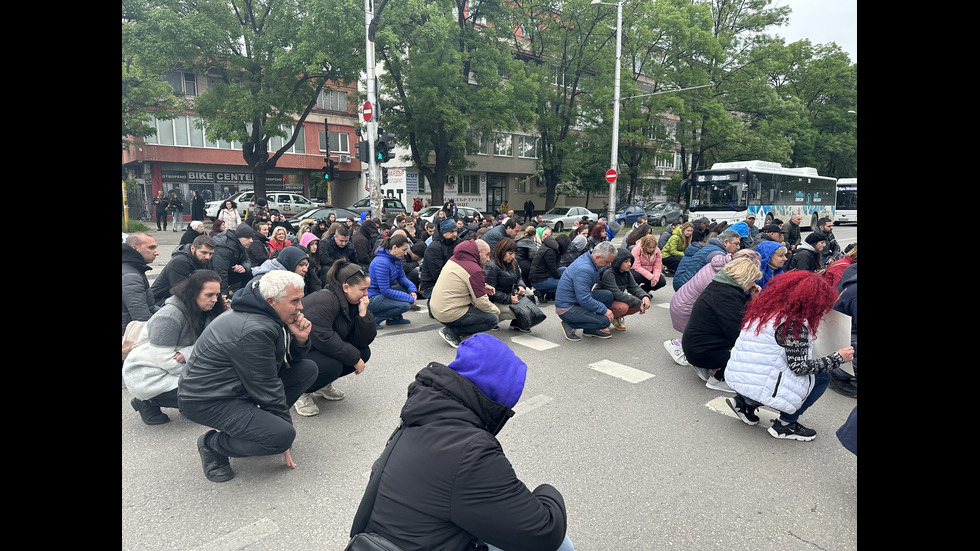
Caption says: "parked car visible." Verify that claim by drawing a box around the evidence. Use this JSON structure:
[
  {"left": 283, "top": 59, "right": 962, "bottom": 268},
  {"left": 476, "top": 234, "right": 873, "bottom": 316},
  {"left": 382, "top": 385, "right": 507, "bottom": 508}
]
[
  {"left": 349, "top": 197, "right": 407, "bottom": 223},
  {"left": 540, "top": 206, "right": 598, "bottom": 232},
  {"left": 416, "top": 205, "right": 483, "bottom": 224},
  {"left": 286, "top": 206, "right": 360, "bottom": 233},
  {"left": 644, "top": 201, "right": 685, "bottom": 226},
  {"left": 205, "top": 191, "right": 323, "bottom": 220},
  {"left": 614, "top": 204, "right": 647, "bottom": 228}
]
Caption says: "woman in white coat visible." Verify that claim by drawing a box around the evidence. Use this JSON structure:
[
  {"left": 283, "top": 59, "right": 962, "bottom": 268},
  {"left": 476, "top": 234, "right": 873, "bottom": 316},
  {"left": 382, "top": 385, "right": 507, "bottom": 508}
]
[
  {"left": 123, "top": 270, "right": 225, "bottom": 425},
  {"left": 724, "top": 270, "right": 854, "bottom": 441}
]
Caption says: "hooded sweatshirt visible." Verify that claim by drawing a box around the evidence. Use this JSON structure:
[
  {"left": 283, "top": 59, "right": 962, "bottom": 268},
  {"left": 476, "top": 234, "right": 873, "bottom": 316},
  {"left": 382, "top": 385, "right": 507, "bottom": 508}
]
[{"left": 430, "top": 240, "right": 499, "bottom": 323}]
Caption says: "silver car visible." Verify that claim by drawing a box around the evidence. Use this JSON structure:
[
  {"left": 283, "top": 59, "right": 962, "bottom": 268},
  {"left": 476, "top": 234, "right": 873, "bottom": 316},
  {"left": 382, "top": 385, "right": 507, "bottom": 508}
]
[{"left": 540, "top": 206, "right": 598, "bottom": 232}]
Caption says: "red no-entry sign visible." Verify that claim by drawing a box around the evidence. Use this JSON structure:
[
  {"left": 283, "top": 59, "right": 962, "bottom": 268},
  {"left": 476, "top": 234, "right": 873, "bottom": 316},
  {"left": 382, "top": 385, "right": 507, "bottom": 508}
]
[
  {"left": 362, "top": 102, "right": 373, "bottom": 122},
  {"left": 605, "top": 169, "right": 617, "bottom": 183}
]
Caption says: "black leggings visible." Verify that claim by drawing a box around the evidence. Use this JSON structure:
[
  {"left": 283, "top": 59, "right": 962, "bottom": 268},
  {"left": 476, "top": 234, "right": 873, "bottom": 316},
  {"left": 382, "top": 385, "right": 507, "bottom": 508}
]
[{"left": 306, "top": 346, "right": 371, "bottom": 393}]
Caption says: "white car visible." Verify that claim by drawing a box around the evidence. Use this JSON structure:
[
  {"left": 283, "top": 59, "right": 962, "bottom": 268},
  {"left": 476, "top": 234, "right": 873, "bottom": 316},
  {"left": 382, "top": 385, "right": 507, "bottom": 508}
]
[
  {"left": 205, "top": 191, "right": 323, "bottom": 220},
  {"left": 540, "top": 206, "right": 598, "bottom": 232},
  {"left": 416, "top": 205, "right": 484, "bottom": 224}
]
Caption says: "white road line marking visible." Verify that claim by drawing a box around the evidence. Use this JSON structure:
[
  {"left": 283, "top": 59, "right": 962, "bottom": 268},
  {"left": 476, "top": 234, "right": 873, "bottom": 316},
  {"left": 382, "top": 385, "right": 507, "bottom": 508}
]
[
  {"left": 192, "top": 518, "right": 278, "bottom": 551},
  {"left": 511, "top": 335, "right": 560, "bottom": 351},
  {"left": 588, "top": 360, "right": 654, "bottom": 383},
  {"left": 707, "top": 396, "right": 778, "bottom": 423},
  {"left": 512, "top": 394, "right": 552, "bottom": 418},
  {"left": 656, "top": 302, "right": 670, "bottom": 309}
]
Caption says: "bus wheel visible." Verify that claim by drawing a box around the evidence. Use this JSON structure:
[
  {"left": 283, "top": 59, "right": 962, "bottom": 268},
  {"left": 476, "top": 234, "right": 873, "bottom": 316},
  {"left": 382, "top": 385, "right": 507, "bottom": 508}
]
[
  {"left": 765, "top": 213, "right": 774, "bottom": 226},
  {"left": 809, "top": 213, "right": 818, "bottom": 230}
]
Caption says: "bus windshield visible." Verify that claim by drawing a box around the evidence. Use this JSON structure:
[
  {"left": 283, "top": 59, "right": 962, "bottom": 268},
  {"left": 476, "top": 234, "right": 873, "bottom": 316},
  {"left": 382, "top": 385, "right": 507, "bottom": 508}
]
[{"left": 688, "top": 172, "right": 746, "bottom": 211}]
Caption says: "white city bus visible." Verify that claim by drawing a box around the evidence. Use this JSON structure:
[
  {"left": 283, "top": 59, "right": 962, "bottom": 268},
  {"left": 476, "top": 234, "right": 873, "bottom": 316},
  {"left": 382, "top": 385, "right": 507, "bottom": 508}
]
[
  {"left": 835, "top": 178, "right": 857, "bottom": 224},
  {"left": 679, "top": 160, "right": 837, "bottom": 230}
]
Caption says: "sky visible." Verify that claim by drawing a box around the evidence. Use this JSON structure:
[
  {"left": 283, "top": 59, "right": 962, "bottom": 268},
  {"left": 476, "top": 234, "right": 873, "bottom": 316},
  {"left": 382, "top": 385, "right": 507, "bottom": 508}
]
[{"left": 771, "top": 0, "right": 857, "bottom": 62}]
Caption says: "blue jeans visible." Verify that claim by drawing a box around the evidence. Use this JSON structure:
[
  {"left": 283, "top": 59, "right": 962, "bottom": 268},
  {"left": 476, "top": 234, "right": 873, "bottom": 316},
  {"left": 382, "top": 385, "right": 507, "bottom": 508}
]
[
  {"left": 368, "top": 293, "right": 411, "bottom": 323},
  {"left": 742, "top": 371, "right": 831, "bottom": 423},
  {"left": 558, "top": 290, "right": 612, "bottom": 331},
  {"left": 532, "top": 267, "right": 566, "bottom": 293},
  {"left": 487, "top": 534, "right": 574, "bottom": 551},
  {"left": 443, "top": 306, "right": 499, "bottom": 340}
]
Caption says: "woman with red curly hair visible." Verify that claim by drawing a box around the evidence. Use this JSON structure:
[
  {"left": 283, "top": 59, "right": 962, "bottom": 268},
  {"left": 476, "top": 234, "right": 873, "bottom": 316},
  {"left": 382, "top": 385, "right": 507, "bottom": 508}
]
[{"left": 724, "top": 271, "right": 854, "bottom": 441}]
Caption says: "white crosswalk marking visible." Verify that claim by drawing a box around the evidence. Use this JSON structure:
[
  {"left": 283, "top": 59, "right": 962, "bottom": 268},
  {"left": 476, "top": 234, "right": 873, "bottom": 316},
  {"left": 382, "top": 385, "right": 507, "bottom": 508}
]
[
  {"left": 512, "top": 394, "right": 553, "bottom": 418},
  {"left": 511, "top": 334, "right": 560, "bottom": 351},
  {"left": 656, "top": 301, "right": 670, "bottom": 309},
  {"left": 191, "top": 518, "right": 278, "bottom": 551},
  {"left": 588, "top": 360, "right": 654, "bottom": 383}
]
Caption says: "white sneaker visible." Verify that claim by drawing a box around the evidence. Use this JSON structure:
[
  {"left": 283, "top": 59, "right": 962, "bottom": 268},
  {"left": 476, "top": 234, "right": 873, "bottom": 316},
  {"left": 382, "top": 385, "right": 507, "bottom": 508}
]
[
  {"left": 705, "top": 376, "right": 735, "bottom": 394},
  {"left": 663, "top": 339, "right": 688, "bottom": 366},
  {"left": 312, "top": 383, "right": 345, "bottom": 401},
  {"left": 293, "top": 393, "right": 320, "bottom": 416}
]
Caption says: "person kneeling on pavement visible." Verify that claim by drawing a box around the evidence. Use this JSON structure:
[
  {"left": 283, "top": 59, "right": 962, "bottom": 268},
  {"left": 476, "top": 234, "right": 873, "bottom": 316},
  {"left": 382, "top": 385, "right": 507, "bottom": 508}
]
[
  {"left": 353, "top": 334, "right": 573, "bottom": 551},
  {"left": 555, "top": 241, "right": 618, "bottom": 341},
  {"left": 593, "top": 249, "right": 651, "bottom": 331},
  {"left": 177, "top": 270, "right": 318, "bottom": 483},
  {"left": 430, "top": 239, "right": 500, "bottom": 348},
  {"left": 293, "top": 259, "right": 377, "bottom": 417}
]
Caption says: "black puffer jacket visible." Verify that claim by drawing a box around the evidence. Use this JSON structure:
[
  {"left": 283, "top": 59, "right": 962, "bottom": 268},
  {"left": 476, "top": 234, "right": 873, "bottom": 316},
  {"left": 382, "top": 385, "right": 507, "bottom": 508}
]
[
  {"left": 211, "top": 229, "right": 252, "bottom": 295},
  {"left": 150, "top": 243, "right": 209, "bottom": 304},
  {"left": 483, "top": 259, "right": 525, "bottom": 304},
  {"left": 419, "top": 234, "right": 458, "bottom": 293},
  {"left": 363, "top": 363, "right": 567, "bottom": 551},
  {"left": 528, "top": 235, "right": 568, "bottom": 285}
]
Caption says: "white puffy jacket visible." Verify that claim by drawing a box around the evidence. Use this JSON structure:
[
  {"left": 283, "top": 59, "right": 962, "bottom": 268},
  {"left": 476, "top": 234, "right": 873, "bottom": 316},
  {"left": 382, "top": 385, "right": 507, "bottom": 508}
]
[{"left": 725, "top": 319, "right": 814, "bottom": 414}]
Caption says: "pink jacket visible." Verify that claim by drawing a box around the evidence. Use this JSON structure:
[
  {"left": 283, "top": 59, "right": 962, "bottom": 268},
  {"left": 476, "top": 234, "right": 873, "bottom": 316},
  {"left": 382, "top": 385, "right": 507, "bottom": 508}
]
[
  {"left": 630, "top": 243, "right": 663, "bottom": 283},
  {"left": 668, "top": 253, "right": 732, "bottom": 333}
]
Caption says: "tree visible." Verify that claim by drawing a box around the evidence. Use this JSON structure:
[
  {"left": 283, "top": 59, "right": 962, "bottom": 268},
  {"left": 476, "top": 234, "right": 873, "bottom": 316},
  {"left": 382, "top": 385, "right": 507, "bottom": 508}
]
[
  {"left": 122, "top": 0, "right": 188, "bottom": 148},
  {"left": 510, "top": 0, "right": 621, "bottom": 210},
  {"left": 374, "top": 0, "right": 533, "bottom": 207},
  {"left": 127, "top": 0, "right": 364, "bottom": 201}
]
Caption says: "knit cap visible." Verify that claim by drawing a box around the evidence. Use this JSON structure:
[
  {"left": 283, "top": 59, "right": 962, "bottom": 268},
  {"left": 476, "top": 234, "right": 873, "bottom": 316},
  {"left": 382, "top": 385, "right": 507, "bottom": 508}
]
[
  {"left": 447, "top": 334, "right": 527, "bottom": 408},
  {"left": 234, "top": 223, "right": 254, "bottom": 239},
  {"left": 276, "top": 246, "right": 309, "bottom": 273},
  {"left": 439, "top": 219, "right": 457, "bottom": 234}
]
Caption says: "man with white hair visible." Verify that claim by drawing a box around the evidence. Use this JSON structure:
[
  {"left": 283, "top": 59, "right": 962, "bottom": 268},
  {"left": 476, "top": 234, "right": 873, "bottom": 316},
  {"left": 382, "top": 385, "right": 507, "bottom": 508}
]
[{"left": 177, "top": 270, "right": 318, "bottom": 483}]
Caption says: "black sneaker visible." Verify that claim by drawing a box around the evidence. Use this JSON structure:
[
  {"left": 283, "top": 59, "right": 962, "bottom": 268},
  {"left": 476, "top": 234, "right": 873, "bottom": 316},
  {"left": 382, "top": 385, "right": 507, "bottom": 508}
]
[
  {"left": 829, "top": 376, "right": 858, "bottom": 398},
  {"left": 439, "top": 327, "right": 460, "bottom": 348},
  {"left": 131, "top": 397, "right": 170, "bottom": 425},
  {"left": 560, "top": 320, "right": 581, "bottom": 342},
  {"left": 767, "top": 419, "right": 817, "bottom": 441},
  {"left": 725, "top": 396, "right": 759, "bottom": 426},
  {"left": 197, "top": 430, "right": 235, "bottom": 482},
  {"left": 533, "top": 289, "right": 549, "bottom": 304}
]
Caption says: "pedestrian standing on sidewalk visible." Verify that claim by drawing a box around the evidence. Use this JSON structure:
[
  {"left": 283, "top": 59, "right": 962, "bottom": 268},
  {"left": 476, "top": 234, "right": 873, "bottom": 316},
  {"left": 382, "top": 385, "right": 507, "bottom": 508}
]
[
  {"left": 168, "top": 191, "right": 185, "bottom": 232},
  {"left": 724, "top": 270, "right": 854, "bottom": 441},
  {"left": 153, "top": 190, "right": 169, "bottom": 231},
  {"left": 190, "top": 190, "right": 206, "bottom": 222}
]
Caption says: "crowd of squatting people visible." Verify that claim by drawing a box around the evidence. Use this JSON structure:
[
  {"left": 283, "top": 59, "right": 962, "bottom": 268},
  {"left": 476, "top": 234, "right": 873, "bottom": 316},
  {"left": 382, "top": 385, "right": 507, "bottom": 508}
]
[{"left": 122, "top": 198, "right": 856, "bottom": 549}]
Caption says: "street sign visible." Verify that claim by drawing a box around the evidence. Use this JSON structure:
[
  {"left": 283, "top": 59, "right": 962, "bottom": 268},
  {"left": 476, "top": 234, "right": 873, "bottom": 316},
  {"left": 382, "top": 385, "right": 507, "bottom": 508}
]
[
  {"left": 362, "top": 101, "right": 373, "bottom": 122},
  {"left": 605, "top": 169, "right": 617, "bottom": 183}
]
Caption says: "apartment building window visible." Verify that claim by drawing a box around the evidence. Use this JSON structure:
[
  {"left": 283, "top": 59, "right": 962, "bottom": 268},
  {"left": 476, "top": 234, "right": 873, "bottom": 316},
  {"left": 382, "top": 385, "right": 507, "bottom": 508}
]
[
  {"left": 318, "top": 90, "right": 349, "bottom": 112},
  {"left": 493, "top": 132, "right": 512, "bottom": 157},
  {"left": 164, "top": 71, "right": 197, "bottom": 96},
  {"left": 460, "top": 174, "right": 480, "bottom": 194},
  {"left": 319, "top": 130, "right": 350, "bottom": 153},
  {"left": 517, "top": 135, "right": 540, "bottom": 159},
  {"left": 143, "top": 115, "right": 303, "bottom": 154},
  {"left": 468, "top": 132, "right": 488, "bottom": 155}
]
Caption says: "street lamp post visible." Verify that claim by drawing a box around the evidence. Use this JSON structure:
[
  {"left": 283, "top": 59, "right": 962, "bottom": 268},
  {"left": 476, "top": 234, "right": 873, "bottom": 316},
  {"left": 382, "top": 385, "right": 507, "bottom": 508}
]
[{"left": 591, "top": 0, "right": 623, "bottom": 224}]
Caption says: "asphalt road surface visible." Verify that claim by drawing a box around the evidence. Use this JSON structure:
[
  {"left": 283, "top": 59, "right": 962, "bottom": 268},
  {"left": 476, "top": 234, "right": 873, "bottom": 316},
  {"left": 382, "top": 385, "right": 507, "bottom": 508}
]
[{"left": 123, "top": 224, "right": 858, "bottom": 551}]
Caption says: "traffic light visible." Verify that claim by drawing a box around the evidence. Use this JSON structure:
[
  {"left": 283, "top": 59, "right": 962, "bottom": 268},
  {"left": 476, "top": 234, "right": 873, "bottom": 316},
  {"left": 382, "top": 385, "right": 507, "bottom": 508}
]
[
  {"left": 376, "top": 129, "right": 395, "bottom": 163},
  {"left": 323, "top": 158, "right": 337, "bottom": 181},
  {"left": 381, "top": 166, "right": 389, "bottom": 185},
  {"left": 355, "top": 140, "right": 370, "bottom": 163}
]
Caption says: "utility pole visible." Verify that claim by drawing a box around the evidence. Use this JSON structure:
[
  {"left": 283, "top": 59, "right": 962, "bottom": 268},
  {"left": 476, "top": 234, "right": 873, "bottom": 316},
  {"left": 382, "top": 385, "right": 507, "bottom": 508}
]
[{"left": 364, "top": 0, "right": 390, "bottom": 221}]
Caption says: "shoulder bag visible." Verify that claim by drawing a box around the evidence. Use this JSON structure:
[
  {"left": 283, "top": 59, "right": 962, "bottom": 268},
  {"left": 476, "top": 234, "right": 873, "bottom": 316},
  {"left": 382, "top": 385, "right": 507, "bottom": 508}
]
[
  {"left": 509, "top": 294, "right": 547, "bottom": 331},
  {"left": 122, "top": 320, "right": 149, "bottom": 361},
  {"left": 345, "top": 425, "right": 406, "bottom": 551}
]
